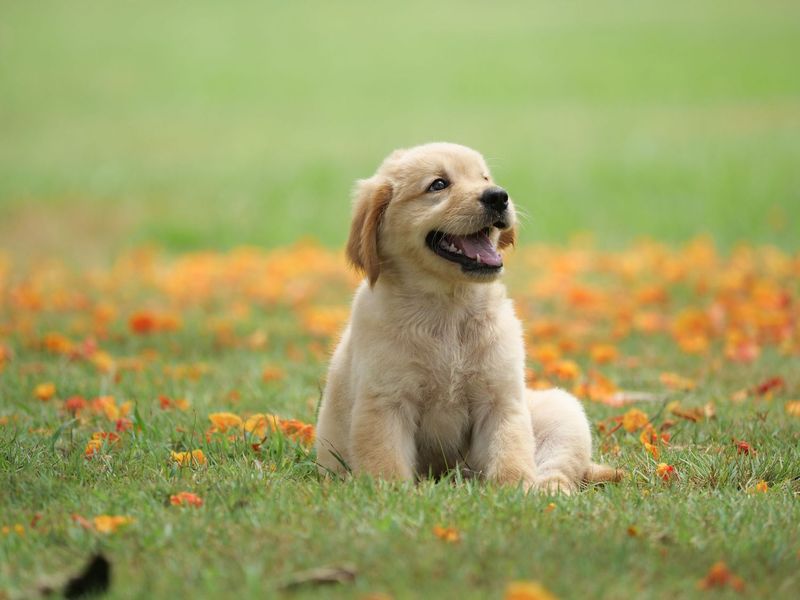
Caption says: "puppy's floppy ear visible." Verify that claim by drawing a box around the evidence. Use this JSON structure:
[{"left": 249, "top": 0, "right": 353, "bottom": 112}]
[
  {"left": 498, "top": 224, "right": 517, "bottom": 250},
  {"left": 346, "top": 177, "right": 393, "bottom": 286}
]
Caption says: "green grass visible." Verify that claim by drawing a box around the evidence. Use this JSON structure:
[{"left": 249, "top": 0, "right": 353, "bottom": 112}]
[
  {"left": 1, "top": 1, "right": 800, "bottom": 598},
  {"left": 1, "top": 0, "right": 799, "bottom": 257},
  {"left": 1, "top": 241, "right": 799, "bottom": 598}
]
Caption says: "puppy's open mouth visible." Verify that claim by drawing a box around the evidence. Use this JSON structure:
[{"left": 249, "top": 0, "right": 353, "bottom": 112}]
[{"left": 425, "top": 228, "right": 503, "bottom": 272}]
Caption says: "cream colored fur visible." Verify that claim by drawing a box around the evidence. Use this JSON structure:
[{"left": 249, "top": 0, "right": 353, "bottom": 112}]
[{"left": 315, "top": 142, "right": 620, "bottom": 493}]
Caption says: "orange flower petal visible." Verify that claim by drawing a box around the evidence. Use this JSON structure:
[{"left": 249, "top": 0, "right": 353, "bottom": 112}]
[
  {"left": 621, "top": 409, "right": 649, "bottom": 432},
  {"left": 432, "top": 525, "right": 460, "bottom": 543},
  {"left": 34, "top": 382, "right": 56, "bottom": 401},
  {"left": 170, "top": 491, "right": 204, "bottom": 508},
  {"left": 505, "top": 581, "right": 559, "bottom": 600}
]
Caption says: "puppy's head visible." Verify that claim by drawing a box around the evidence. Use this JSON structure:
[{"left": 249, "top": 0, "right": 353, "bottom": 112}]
[{"left": 347, "top": 143, "right": 516, "bottom": 286}]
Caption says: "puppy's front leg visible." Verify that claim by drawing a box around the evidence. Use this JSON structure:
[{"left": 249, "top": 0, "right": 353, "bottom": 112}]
[
  {"left": 350, "top": 393, "right": 417, "bottom": 481},
  {"left": 469, "top": 402, "right": 538, "bottom": 490}
]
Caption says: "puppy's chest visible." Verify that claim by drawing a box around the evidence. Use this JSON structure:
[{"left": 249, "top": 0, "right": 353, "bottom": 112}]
[
  {"left": 396, "top": 304, "right": 504, "bottom": 472},
  {"left": 413, "top": 320, "right": 490, "bottom": 404},
  {"left": 411, "top": 337, "right": 485, "bottom": 472},
  {"left": 410, "top": 321, "right": 493, "bottom": 441}
]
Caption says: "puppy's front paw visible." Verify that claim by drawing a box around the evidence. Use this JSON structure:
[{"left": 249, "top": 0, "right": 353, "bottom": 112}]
[{"left": 533, "top": 474, "right": 576, "bottom": 495}]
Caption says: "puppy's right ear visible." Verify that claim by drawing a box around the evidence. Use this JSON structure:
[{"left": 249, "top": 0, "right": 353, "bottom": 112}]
[{"left": 346, "top": 177, "right": 393, "bottom": 286}]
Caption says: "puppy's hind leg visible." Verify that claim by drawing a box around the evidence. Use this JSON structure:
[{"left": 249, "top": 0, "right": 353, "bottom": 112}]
[
  {"left": 527, "top": 388, "right": 618, "bottom": 493},
  {"left": 584, "top": 462, "right": 624, "bottom": 484}
]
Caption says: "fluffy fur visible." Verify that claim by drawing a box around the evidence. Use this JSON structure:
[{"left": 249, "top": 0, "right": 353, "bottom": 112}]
[{"left": 315, "top": 142, "right": 620, "bottom": 493}]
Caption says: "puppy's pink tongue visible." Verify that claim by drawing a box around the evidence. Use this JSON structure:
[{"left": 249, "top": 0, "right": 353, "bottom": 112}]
[{"left": 452, "top": 231, "right": 503, "bottom": 267}]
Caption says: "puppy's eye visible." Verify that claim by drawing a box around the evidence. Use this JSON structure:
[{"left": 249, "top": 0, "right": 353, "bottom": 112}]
[{"left": 427, "top": 178, "right": 450, "bottom": 192}]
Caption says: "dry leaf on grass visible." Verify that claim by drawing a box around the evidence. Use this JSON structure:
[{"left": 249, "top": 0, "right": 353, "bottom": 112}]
[{"left": 280, "top": 565, "right": 357, "bottom": 590}]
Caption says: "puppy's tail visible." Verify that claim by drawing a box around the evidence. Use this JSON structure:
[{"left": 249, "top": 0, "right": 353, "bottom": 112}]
[{"left": 583, "top": 462, "right": 625, "bottom": 484}]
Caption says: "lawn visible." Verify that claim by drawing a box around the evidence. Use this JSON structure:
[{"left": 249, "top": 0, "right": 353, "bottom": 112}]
[
  {"left": 2, "top": 241, "right": 799, "bottom": 599},
  {"left": 1, "top": 1, "right": 799, "bottom": 255},
  {"left": 1, "top": 1, "right": 800, "bottom": 599}
]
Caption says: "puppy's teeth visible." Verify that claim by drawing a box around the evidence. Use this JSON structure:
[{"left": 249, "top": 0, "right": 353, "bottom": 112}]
[
  {"left": 448, "top": 244, "right": 457, "bottom": 252},
  {"left": 476, "top": 253, "right": 482, "bottom": 264}
]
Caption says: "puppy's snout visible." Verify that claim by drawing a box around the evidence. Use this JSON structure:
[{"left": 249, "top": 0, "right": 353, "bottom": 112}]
[{"left": 480, "top": 187, "right": 509, "bottom": 214}]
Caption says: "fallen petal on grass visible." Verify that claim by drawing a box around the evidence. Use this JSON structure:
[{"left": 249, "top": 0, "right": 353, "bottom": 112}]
[
  {"left": 785, "top": 401, "right": 800, "bottom": 417},
  {"left": 170, "top": 492, "right": 204, "bottom": 508},
  {"left": 208, "top": 412, "right": 243, "bottom": 433},
  {"left": 35, "top": 382, "right": 56, "bottom": 401},
  {"left": 747, "top": 480, "right": 769, "bottom": 494},
  {"left": 170, "top": 450, "right": 206, "bottom": 467},
  {"left": 656, "top": 463, "right": 677, "bottom": 482},
  {"left": 621, "top": 408, "right": 649, "bottom": 432},
  {"left": 505, "top": 580, "right": 559, "bottom": 600},
  {"left": 659, "top": 372, "right": 697, "bottom": 391},
  {"left": 432, "top": 525, "right": 460, "bottom": 543},
  {"left": 92, "top": 516, "right": 133, "bottom": 534},
  {"left": 697, "top": 561, "right": 745, "bottom": 592}
]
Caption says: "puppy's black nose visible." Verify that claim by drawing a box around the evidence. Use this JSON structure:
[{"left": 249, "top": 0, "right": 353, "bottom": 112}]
[{"left": 480, "top": 187, "right": 508, "bottom": 213}]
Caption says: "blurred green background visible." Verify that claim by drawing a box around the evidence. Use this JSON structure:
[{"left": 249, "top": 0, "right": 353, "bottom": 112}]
[{"left": 1, "top": 0, "right": 798, "bottom": 259}]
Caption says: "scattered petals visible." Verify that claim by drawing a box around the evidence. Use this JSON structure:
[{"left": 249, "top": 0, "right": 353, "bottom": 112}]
[
  {"left": 64, "top": 396, "right": 88, "bottom": 414},
  {"left": 71, "top": 514, "right": 93, "bottom": 530},
  {"left": 589, "top": 344, "right": 618, "bottom": 364},
  {"left": 171, "top": 449, "right": 206, "bottom": 467},
  {"left": 71, "top": 513, "right": 133, "bottom": 534},
  {"left": 244, "top": 413, "right": 281, "bottom": 438},
  {"left": 3, "top": 237, "right": 799, "bottom": 571},
  {"left": 129, "top": 310, "right": 181, "bottom": 335},
  {"left": 621, "top": 409, "right": 649, "bottom": 432},
  {"left": 261, "top": 365, "right": 286, "bottom": 383},
  {"left": 115, "top": 418, "right": 133, "bottom": 432},
  {"left": 277, "top": 418, "right": 316, "bottom": 445},
  {"left": 747, "top": 480, "right": 769, "bottom": 494},
  {"left": 545, "top": 359, "right": 581, "bottom": 381},
  {"left": 159, "top": 395, "right": 190, "bottom": 411},
  {"left": 753, "top": 376, "right": 785, "bottom": 398},
  {"left": 656, "top": 463, "right": 676, "bottom": 482},
  {"left": 1, "top": 524, "right": 25, "bottom": 537},
  {"left": 301, "top": 306, "right": 349, "bottom": 338},
  {"left": 573, "top": 371, "right": 620, "bottom": 405},
  {"left": 668, "top": 401, "right": 705, "bottom": 422},
  {"left": 529, "top": 343, "right": 561, "bottom": 365},
  {"left": 659, "top": 372, "right": 696, "bottom": 391},
  {"left": 34, "top": 382, "right": 56, "bottom": 401},
  {"left": 208, "top": 412, "right": 243, "bottom": 433},
  {"left": 84, "top": 431, "right": 121, "bottom": 458},
  {"left": 505, "top": 581, "right": 559, "bottom": 600},
  {"left": 170, "top": 492, "right": 204, "bottom": 508},
  {"left": 93, "top": 515, "right": 133, "bottom": 534},
  {"left": 90, "top": 396, "right": 128, "bottom": 421},
  {"left": 643, "top": 441, "right": 660, "bottom": 460},
  {"left": 697, "top": 561, "right": 745, "bottom": 592},
  {"left": 432, "top": 525, "right": 460, "bottom": 543},
  {"left": 43, "top": 332, "right": 74, "bottom": 354}
]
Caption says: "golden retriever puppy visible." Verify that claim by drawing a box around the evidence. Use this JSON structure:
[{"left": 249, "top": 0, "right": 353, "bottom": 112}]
[{"left": 315, "top": 142, "right": 619, "bottom": 493}]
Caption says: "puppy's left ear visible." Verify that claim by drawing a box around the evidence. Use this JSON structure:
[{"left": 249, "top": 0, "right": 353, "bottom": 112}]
[
  {"left": 498, "top": 225, "right": 517, "bottom": 250},
  {"left": 346, "top": 177, "right": 393, "bottom": 286}
]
